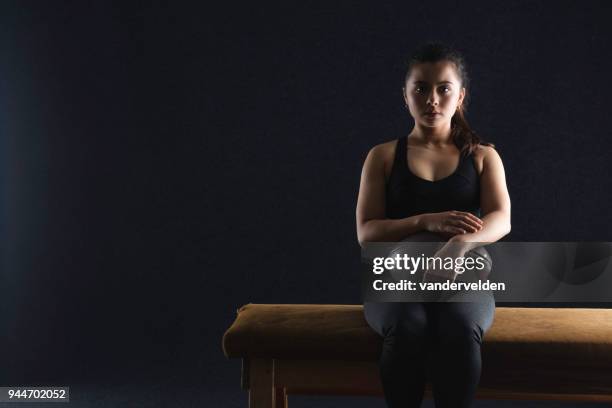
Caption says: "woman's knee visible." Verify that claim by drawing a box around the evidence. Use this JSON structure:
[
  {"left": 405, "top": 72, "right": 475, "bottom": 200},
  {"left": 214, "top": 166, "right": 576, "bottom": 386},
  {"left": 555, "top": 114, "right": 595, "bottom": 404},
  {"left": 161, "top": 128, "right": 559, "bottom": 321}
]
[
  {"left": 437, "top": 317, "right": 484, "bottom": 346},
  {"left": 364, "top": 302, "right": 429, "bottom": 339},
  {"left": 434, "top": 301, "right": 494, "bottom": 346},
  {"left": 385, "top": 312, "right": 428, "bottom": 340}
]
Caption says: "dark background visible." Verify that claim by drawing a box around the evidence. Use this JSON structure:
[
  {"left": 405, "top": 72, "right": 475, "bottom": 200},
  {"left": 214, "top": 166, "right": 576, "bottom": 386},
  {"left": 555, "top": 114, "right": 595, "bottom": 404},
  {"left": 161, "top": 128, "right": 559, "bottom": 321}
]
[{"left": 1, "top": 1, "right": 611, "bottom": 406}]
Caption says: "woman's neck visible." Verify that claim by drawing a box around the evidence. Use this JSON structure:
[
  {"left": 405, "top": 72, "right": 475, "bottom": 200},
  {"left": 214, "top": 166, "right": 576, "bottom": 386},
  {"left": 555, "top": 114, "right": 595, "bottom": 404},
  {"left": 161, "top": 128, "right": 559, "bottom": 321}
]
[{"left": 409, "top": 124, "right": 453, "bottom": 147}]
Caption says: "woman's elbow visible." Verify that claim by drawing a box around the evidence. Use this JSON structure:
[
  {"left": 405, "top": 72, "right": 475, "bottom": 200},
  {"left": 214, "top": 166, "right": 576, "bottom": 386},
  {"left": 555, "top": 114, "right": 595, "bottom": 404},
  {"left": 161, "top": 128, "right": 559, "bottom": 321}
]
[
  {"left": 356, "top": 221, "right": 372, "bottom": 247},
  {"left": 504, "top": 222, "right": 512, "bottom": 236},
  {"left": 501, "top": 212, "right": 512, "bottom": 237},
  {"left": 357, "top": 228, "right": 367, "bottom": 248},
  {"left": 493, "top": 208, "right": 511, "bottom": 237}
]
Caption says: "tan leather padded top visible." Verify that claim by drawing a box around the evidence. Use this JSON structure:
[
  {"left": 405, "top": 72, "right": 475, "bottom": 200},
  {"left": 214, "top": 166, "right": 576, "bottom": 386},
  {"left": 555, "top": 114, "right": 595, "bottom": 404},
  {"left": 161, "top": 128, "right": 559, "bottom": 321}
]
[
  {"left": 222, "top": 304, "right": 612, "bottom": 367},
  {"left": 223, "top": 304, "right": 380, "bottom": 360}
]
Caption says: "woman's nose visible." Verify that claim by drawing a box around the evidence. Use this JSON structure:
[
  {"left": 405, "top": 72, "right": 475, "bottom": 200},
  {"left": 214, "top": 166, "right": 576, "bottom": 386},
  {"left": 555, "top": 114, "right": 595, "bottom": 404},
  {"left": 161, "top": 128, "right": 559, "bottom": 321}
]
[{"left": 426, "top": 91, "right": 439, "bottom": 105}]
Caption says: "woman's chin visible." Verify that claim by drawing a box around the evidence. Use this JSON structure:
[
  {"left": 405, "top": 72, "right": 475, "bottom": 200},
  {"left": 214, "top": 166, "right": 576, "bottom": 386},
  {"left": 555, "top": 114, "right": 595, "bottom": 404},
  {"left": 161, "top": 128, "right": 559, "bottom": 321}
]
[{"left": 420, "top": 120, "right": 446, "bottom": 128}]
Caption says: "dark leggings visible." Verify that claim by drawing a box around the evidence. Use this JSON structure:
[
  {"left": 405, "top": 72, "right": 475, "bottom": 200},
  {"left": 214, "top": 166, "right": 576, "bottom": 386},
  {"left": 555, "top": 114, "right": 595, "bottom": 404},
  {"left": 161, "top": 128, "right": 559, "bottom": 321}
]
[{"left": 363, "top": 294, "right": 495, "bottom": 408}]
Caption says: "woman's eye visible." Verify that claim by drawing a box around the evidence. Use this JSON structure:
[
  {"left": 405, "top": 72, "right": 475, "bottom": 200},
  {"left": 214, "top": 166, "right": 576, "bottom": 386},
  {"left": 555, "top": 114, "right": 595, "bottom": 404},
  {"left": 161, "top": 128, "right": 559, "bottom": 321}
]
[{"left": 415, "top": 86, "right": 450, "bottom": 93}]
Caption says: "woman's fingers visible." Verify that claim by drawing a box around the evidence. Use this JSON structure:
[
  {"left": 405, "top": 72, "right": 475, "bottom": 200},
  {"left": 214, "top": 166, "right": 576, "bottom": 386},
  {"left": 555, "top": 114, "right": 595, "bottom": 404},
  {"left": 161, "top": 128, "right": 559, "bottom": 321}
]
[
  {"left": 451, "top": 219, "right": 479, "bottom": 233},
  {"left": 454, "top": 212, "right": 483, "bottom": 230},
  {"left": 442, "top": 211, "right": 483, "bottom": 235},
  {"left": 444, "top": 226, "right": 466, "bottom": 235},
  {"left": 463, "top": 212, "right": 483, "bottom": 225}
]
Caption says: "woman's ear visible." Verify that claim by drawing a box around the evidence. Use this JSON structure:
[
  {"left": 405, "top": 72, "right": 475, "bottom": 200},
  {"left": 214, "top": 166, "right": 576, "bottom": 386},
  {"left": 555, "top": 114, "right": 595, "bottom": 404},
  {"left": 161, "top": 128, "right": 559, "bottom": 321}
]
[{"left": 459, "top": 87, "right": 466, "bottom": 106}]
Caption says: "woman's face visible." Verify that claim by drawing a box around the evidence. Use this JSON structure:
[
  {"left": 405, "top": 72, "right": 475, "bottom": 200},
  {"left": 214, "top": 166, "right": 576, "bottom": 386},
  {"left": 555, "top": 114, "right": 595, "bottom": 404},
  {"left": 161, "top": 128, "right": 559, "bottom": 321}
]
[{"left": 403, "top": 61, "right": 465, "bottom": 128}]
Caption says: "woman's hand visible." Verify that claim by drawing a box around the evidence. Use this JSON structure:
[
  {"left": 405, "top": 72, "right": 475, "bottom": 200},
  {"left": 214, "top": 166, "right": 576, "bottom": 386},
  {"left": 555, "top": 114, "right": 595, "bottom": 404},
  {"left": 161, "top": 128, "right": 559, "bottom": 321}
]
[{"left": 419, "top": 211, "right": 483, "bottom": 239}]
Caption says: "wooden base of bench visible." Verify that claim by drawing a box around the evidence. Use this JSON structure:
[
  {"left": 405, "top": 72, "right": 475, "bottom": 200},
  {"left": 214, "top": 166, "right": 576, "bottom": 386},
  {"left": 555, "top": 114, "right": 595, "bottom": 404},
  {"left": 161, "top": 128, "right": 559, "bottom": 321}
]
[{"left": 242, "top": 358, "right": 612, "bottom": 407}]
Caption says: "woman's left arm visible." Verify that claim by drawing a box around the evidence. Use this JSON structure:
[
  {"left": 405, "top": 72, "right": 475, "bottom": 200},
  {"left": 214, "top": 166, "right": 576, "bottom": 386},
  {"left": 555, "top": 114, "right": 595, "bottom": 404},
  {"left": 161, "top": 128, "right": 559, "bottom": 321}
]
[{"left": 449, "top": 146, "right": 511, "bottom": 251}]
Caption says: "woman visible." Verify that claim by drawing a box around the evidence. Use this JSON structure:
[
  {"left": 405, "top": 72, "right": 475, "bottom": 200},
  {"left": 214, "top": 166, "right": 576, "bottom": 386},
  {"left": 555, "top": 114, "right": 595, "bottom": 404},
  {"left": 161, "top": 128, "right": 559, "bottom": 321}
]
[{"left": 355, "top": 43, "right": 511, "bottom": 408}]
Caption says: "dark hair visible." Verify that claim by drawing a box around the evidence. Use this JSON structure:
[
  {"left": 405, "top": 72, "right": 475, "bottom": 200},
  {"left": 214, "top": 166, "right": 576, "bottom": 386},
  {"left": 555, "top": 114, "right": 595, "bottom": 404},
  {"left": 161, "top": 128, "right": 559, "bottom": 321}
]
[{"left": 404, "top": 42, "right": 493, "bottom": 154}]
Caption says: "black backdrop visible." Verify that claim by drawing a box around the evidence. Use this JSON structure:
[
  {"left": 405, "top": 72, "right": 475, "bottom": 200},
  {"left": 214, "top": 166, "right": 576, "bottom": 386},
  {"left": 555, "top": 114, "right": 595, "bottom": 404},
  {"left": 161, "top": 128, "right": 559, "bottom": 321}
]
[{"left": 1, "top": 1, "right": 611, "bottom": 406}]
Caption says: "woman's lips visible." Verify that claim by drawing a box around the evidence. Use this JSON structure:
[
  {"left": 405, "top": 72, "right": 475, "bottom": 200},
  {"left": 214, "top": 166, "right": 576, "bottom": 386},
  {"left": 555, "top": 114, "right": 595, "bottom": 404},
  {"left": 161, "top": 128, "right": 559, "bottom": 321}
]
[{"left": 425, "top": 113, "right": 440, "bottom": 118}]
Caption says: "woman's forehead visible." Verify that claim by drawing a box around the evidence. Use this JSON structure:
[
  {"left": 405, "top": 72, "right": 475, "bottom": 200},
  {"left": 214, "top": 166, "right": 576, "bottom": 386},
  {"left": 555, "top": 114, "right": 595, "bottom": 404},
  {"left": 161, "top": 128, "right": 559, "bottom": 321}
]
[{"left": 408, "top": 61, "right": 460, "bottom": 84}]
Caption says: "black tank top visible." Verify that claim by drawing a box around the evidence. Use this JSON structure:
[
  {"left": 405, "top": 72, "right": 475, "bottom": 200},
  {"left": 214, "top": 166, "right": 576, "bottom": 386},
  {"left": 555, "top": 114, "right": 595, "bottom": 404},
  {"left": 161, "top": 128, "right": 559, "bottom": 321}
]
[{"left": 385, "top": 135, "right": 481, "bottom": 219}]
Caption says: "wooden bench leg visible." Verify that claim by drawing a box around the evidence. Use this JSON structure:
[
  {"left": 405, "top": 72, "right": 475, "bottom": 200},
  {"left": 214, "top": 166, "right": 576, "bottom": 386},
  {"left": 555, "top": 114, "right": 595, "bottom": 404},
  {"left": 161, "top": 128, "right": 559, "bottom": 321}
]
[
  {"left": 249, "top": 358, "right": 280, "bottom": 408},
  {"left": 275, "top": 387, "right": 287, "bottom": 408}
]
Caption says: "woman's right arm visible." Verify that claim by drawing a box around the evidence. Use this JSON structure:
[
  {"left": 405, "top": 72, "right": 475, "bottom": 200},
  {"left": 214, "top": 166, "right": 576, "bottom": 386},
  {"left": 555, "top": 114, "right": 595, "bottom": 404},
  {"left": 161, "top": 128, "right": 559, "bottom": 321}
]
[
  {"left": 355, "top": 145, "right": 483, "bottom": 247},
  {"left": 355, "top": 145, "right": 425, "bottom": 247}
]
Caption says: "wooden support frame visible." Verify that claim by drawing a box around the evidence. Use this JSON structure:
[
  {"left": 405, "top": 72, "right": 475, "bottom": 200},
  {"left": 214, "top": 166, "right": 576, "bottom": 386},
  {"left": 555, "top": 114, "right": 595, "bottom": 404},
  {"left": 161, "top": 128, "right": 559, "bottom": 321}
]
[{"left": 242, "top": 358, "right": 612, "bottom": 407}]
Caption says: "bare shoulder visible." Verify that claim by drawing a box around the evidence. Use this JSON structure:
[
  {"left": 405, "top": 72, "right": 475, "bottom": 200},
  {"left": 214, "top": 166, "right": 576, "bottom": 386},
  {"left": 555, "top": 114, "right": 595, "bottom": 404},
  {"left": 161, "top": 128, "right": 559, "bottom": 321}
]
[
  {"left": 473, "top": 144, "right": 497, "bottom": 158},
  {"left": 367, "top": 139, "right": 396, "bottom": 159},
  {"left": 473, "top": 144, "right": 504, "bottom": 175},
  {"left": 474, "top": 145, "right": 503, "bottom": 174},
  {"left": 365, "top": 139, "right": 397, "bottom": 180}
]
